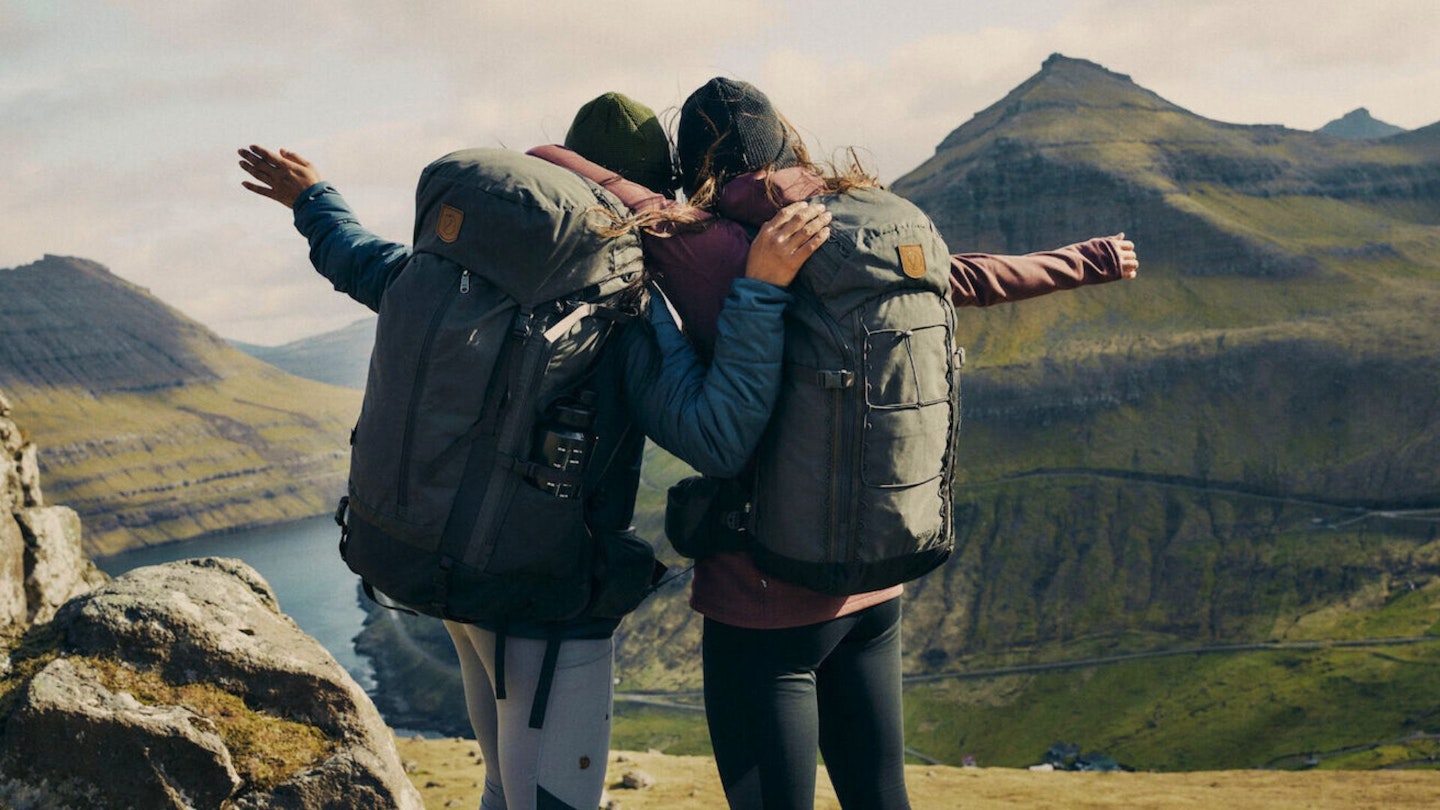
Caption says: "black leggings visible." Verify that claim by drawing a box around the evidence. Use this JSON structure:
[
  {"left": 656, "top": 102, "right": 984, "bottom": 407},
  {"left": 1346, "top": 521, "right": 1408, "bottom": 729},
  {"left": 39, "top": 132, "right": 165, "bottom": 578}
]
[{"left": 702, "top": 597, "right": 910, "bottom": 810}]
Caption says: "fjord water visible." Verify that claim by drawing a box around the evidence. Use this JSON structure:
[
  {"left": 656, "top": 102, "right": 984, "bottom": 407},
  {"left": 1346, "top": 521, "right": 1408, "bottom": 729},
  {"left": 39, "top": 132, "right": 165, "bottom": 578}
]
[{"left": 96, "top": 516, "right": 376, "bottom": 691}]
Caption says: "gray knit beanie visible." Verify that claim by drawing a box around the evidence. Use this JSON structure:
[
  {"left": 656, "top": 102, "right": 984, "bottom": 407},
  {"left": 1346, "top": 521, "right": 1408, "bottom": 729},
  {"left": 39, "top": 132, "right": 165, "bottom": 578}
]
[{"left": 676, "top": 77, "right": 797, "bottom": 196}]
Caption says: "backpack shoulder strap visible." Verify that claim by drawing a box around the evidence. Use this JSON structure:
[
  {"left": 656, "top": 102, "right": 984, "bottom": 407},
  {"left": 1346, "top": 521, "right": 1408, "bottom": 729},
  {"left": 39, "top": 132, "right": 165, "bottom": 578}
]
[{"left": 527, "top": 144, "right": 668, "bottom": 212}]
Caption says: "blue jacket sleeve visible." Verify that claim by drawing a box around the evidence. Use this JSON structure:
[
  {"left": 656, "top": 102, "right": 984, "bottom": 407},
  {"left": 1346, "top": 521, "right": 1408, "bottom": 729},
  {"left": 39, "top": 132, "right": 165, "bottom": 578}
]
[
  {"left": 291, "top": 182, "right": 412, "bottom": 312},
  {"left": 620, "top": 278, "right": 790, "bottom": 477}
]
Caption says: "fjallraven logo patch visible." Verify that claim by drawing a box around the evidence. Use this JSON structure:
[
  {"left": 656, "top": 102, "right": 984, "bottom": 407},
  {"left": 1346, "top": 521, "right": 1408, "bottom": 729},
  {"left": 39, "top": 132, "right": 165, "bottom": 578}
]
[
  {"left": 898, "top": 244, "right": 927, "bottom": 279},
  {"left": 437, "top": 204, "right": 464, "bottom": 243}
]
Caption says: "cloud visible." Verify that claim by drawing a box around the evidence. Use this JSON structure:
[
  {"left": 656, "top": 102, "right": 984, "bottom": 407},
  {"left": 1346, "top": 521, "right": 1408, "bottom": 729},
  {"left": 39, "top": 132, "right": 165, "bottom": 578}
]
[
  {"left": 8, "top": 0, "right": 1439, "bottom": 345},
  {"left": 748, "top": 30, "right": 1054, "bottom": 182},
  {"left": 1049, "top": 0, "right": 1440, "bottom": 128}
]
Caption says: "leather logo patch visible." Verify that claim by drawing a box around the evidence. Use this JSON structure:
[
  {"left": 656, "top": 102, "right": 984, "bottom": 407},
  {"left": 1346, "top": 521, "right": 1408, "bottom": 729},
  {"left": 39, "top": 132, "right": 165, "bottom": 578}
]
[
  {"left": 437, "top": 204, "right": 464, "bottom": 243},
  {"left": 898, "top": 244, "right": 927, "bottom": 279}
]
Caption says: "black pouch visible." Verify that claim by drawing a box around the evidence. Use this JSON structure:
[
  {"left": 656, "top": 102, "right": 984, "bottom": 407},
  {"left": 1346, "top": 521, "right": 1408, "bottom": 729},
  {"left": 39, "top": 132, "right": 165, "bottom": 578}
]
[
  {"left": 587, "top": 528, "right": 665, "bottom": 620},
  {"left": 664, "top": 475, "right": 751, "bottom": 559}
]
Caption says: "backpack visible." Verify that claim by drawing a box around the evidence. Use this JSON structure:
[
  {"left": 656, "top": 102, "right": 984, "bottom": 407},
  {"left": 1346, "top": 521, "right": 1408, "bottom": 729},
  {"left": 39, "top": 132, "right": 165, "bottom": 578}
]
[
  {"left": 335, "top": 148, "right": 658, "bottom": 632},
  {"left": 745, "top": 186, "right": 961, "bottom": 595}
]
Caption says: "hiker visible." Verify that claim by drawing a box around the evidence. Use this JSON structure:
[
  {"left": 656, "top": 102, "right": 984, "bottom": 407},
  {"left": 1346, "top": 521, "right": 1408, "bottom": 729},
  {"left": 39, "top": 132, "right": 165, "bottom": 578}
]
[
  {"left": 237, "top": 124, "right": 829, "bottom": 810},
  {"left": 617, "top": 78, "right": 1136, "bottom": 810}
]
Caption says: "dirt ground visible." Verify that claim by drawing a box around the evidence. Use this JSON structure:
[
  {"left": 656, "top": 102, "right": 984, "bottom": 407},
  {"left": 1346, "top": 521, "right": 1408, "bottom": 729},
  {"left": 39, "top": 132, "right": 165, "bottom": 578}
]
[{"left": 394, "top": 736, "right": 1440, "bottom": 809}]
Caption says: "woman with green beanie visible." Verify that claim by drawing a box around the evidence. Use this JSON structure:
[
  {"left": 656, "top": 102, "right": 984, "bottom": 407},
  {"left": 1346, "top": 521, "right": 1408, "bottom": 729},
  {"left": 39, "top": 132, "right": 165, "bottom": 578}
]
[{"left": 236, "top": 92, "right": 830, "bottom": 810}]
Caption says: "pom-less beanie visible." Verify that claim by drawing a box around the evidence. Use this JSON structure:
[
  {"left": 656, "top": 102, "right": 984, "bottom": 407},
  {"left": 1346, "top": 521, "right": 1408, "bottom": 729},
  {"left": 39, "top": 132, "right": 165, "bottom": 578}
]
[
  {"left": 676, "top": 77, "right": 797, "bottom": 196},
  {"left": 564, "top": 92, "right": 675, "bottom": 194}
]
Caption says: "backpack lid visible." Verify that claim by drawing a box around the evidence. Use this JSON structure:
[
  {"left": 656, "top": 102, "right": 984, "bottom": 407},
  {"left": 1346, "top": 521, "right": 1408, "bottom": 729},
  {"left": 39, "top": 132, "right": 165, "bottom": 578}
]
[{"left": 413, "top": 148, "right": 642, "bottom": 307}]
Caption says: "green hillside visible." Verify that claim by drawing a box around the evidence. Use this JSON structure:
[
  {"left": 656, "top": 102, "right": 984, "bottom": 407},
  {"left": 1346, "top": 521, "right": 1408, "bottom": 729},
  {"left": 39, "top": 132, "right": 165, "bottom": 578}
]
[{"left": 0, "top": 256, "right": 360, "bottom": 555}]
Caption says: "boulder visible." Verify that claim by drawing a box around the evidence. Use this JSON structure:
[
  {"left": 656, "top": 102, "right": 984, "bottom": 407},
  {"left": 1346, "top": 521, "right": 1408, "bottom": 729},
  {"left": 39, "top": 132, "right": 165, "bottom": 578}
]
[
  {"left": 0, "top": 513, "right": 25, "bottom": 628},
  {"left": 0, "top": 407, "right": 33, "bottom": 627},
  {"left": 0, "top": 558, "right": 423, "bottom": 809},
  {"left": 7, "top": 657, "right": 243, "bottom": 809},
  {"left": 15, "top": 506, "right": 105, "bottom": 624}
]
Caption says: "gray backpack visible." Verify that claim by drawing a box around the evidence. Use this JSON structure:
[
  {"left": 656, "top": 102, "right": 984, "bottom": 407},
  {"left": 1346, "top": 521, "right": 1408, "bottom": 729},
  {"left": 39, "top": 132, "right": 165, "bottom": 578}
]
[
  {"left": 336, "top": 148, "right": 657, "bottom": 630},
  {"left": 747, "top": 186, "right": 960, "bottom": 595}
]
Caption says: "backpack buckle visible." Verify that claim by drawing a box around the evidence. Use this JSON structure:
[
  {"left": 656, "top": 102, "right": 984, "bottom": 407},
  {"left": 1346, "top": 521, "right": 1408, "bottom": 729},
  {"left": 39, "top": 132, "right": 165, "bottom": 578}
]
[
  {"left": 818, "top": 370, "right": 855, "bottom": 389},
  {"left": 721, "top": 506, "right": 750, "bottom": 532},
  {"left": 512, "top": 311, "right": 537, "bottom": 338}
]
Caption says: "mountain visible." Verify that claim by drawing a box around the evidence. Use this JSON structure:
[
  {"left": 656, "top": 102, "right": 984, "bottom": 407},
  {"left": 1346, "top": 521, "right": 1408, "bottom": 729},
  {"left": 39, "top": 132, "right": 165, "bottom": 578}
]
[
  {"left": 0, "top": 255, "right": 361, "bottom": 555},
  {"left": 891, "top": 53, "right": 1440, "bottom": 500},
  {"left": 871, "top": 54, "right": 1440, "bottom": 767},
  {"left": 1318, "top": 107, "right": 1407, "bottom": 139},
  {"left": 233, "top": 316, "right": 376, "bottom": 391}
]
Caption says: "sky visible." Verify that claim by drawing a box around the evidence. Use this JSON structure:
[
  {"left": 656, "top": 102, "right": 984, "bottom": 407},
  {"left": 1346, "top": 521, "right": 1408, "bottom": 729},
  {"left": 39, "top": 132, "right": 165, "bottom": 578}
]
[{"left": 3, "top": 0, "right": 1438, "bottom": 345}]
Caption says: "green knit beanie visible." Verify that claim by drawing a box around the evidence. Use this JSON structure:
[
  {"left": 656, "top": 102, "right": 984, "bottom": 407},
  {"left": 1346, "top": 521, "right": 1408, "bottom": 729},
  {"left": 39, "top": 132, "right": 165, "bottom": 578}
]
[{"left": 564, "top": 92, "right": 675, "bottom": 194}]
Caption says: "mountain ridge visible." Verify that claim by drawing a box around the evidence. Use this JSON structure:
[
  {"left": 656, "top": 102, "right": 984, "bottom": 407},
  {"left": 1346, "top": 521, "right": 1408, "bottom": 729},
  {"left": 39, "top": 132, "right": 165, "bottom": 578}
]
[{"left": 0, "top": 255, "right": 360, "bottom": 555}]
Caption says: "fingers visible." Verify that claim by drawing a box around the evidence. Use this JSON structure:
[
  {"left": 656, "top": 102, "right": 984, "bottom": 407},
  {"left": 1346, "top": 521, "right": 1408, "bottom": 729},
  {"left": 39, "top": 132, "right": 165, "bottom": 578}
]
[
  {"left": 279, "top": 148, "right": 311, "bottom": 167},
  {"left": 764, "top": 200, "right": 832, "bottom": 256},
  {"left": 237, "top": 144, "right": 321, "bottom": 208},
  {"left": 1105, "top": 233, "right": 1138, "bottom": 279},
  {"left": 744, "top": 201, "right": 833, "bottom": 288}
]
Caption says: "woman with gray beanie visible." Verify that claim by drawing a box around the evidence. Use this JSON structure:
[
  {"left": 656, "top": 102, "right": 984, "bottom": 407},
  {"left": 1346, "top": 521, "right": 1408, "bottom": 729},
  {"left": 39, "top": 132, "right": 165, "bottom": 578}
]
[{"left": 658, "top": 77, "right": 1137, "bottom": 810}]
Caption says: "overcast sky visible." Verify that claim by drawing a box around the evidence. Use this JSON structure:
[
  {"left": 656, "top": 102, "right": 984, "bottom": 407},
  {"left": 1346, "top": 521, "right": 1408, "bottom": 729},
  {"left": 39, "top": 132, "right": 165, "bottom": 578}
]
[{"left": 3, "top": 0, "right": 1438, "bottom": 345}]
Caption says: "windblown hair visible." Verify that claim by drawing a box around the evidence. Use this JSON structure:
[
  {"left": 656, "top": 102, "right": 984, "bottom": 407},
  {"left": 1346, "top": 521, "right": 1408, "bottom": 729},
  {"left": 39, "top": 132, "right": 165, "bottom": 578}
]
[{"left": 599, "top": 118, "right": 880, "bottom": 239}]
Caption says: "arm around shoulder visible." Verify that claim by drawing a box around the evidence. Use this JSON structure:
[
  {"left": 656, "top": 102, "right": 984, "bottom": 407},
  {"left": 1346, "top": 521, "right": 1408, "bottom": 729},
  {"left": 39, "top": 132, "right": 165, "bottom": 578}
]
[{"left": 621, "top": 279, "right": 791, "bottom": 477}]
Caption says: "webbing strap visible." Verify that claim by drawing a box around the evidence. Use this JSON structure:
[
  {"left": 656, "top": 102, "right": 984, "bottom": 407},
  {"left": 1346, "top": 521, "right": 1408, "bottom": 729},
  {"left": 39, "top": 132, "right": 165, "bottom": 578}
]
[
  {"left": 528, "top": 633, "right": 563, "bottom": 730},
  {"left": 493, "top": 630, "right": 508, "bottom": 701}
]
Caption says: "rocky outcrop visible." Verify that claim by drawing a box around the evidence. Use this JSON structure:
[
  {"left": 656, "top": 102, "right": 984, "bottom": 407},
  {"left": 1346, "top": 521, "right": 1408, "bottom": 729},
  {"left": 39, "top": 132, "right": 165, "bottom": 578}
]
[
  {"left": 1, "top": 557, "right": 424, "bottom": 809},
  {"left": 2, "top": 390, "right": 104, "bottom": 629},
  {"left": 0, "top": 391, "right": 422, "bottom": 808}
]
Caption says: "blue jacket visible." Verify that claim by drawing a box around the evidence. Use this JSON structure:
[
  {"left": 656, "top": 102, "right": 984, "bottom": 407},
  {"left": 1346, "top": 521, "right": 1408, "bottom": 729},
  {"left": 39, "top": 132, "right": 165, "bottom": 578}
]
[{"left": 292, "top": 181, "right": 789, "bottom": 636}]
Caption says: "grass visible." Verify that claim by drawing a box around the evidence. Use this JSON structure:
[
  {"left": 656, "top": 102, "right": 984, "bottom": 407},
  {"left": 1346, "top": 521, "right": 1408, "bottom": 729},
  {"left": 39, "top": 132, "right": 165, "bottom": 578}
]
[
  {"left": 9, "top": 373, "right": 358, "bottom": 556},
  {"left": 611, "top": 701, "right": 713, "bottom": 756},
  {"left": 904, "top": 627, "right": 1440, "bottom": 771},
  {"left": 84, "top": 656, "right": 334, "bottom": 790}
]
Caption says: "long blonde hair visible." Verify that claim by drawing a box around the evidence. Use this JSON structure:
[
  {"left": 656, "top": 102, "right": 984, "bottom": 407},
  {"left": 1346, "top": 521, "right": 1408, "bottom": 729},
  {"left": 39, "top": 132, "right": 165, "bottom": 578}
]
[{"left": 601, "top": 120, "right": 881, "bottom": 239}]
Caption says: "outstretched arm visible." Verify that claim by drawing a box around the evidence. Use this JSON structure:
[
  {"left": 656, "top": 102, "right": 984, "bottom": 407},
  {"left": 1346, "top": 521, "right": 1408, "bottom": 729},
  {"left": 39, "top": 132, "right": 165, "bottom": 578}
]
[
  {"left": 240, "top": 144, "right": 409, "bottom": 311},
  {"left": 950, "top": 234, "right": 1138, "bottom": 307}
]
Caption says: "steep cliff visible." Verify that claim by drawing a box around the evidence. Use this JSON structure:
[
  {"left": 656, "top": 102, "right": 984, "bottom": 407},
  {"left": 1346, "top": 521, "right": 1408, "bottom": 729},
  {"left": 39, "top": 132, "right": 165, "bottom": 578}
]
[{"left": 0, "top": 256, "right": 362, "bottom": 555}]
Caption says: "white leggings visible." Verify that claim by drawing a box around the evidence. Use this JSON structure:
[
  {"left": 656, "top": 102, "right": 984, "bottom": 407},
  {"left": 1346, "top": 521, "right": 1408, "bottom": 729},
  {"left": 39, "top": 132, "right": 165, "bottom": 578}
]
[{"left": 443, "top": 621, "right": 615, "bottom": 810}]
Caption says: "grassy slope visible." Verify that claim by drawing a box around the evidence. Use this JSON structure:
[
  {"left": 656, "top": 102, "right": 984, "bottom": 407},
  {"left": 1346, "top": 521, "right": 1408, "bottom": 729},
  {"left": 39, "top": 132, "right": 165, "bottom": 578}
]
[
  {"left": 905, "top": 579, "right": 1440, "bottom": 771},
  {"left": 10, "top": 367, "right": 358, "bottom": 556}
]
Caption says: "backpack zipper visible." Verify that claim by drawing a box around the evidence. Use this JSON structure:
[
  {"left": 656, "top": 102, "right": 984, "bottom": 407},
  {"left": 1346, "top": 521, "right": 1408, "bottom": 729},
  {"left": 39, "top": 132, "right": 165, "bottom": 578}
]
[
  {"left": 396, "top": 270, "right": 469, "bottom": 512},
  {"left": 813, "top": 303, "right": 854, "bottom": 568}
]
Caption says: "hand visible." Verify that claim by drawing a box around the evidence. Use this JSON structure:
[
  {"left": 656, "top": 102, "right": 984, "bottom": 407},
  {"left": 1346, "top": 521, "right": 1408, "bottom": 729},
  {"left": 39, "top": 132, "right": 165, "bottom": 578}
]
[
  {"left": 1110, "top": 232, "right": 1139, "bottom": 279},
  {"left": 238, "top": 145, "right": 323, "bottom": 208},
  {"left": 745, "top": 201, "right": 832, "bottom": 288}
]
